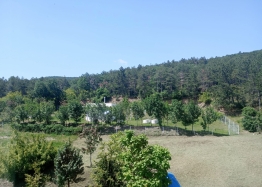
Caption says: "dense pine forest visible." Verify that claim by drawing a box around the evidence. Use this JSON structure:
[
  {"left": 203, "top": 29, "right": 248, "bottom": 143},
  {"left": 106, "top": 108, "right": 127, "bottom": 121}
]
[{"left": 1, "top": 50, "right": 262, "bottom": 111}]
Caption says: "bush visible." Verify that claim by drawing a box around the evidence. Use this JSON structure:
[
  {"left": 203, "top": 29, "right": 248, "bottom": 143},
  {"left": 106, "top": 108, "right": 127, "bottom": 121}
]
[
  {"left": 1, "top": 132, "right": 57, "bottom": 186},
  {"left": 242, "top": 107, "right": 262, "bottom": 132},
  {"left": 55, "top": 141, "right": 84, "bottom": 187},
  {"left": 93, "top": 130, "right": 171, "bottom": 187},
  {"left": 11, "top": 123, "right": 82, "bottom": 135}
]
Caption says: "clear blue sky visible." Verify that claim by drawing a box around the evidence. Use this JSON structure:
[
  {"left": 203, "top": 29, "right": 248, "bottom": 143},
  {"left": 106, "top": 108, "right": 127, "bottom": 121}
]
[{"left": 1, "top": 0, "right": 261, "bottom": 79}]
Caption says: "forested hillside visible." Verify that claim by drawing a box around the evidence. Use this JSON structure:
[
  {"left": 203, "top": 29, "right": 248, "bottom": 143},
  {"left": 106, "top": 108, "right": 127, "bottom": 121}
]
[{"left": 1, "top": 49, "right": 262, "bottom": 110}]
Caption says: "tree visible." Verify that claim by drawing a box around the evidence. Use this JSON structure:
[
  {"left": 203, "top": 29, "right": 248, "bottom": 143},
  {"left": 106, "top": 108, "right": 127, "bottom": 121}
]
[
  {"left": 1, "top": 132, "right": 56, "bottom": 186},
  {"left": 55, "top": 141, "right": 84, "bottom": 187},
  {"left": 45, "top": 80, "right": 64, "bottom": 109},
  {"left": 24, "top": 98, "right": 38, "bottom": 122},
  {"left": 201, "top": 106, "right": 218, "bottom": 132},
  {"left": 181, "top": 101, "right": 201, "bottom": 132},
  {"left": 85, "top": 103, "right": 107, "bottom": 125},
  {"left": 143, "top": 93, "right": 166, "bottom": 127},
  {"left": 40, "top": 101, "right": 55, "bottom": 125},
  {"left": 77, "top": 75, "right": 90, "bottom": 91},
  {"left": 65, "top": 88, "right": 77, "bottom": 102},
  {"left": 92, "top": 132, "right": 125, "bottom": 187},
  {"left": 93, "top": 131, "right": 171, "bottom": 187},
  {"left": 33, "top": 81, "right": 50, "bottom": 99},
  {"left": 120, "top": 97, "right": 131, "bottom": 124},
  {"left": 0, "top": 77, "right": 7, "bottom": 97},
  {"left": 111, "top": 104, "right": 126, "bottom": 126},
  {"left": 169, "top": 99, "right": 183, "bottom": 126},
  {"left": 80, "top": 126, "right": 102, "bottom": 167},
  {"left": 68, "top": 100, "right": 84, "bottom": 124},
  {"left": 120, "top": 131, "right": 171, "bottom": 187},
  {"left": 14, "top": 105, "right": 28, "bottom": 123},
  {"left": 130, "top": 101, "right": 144, "bottom": 125},
  {"left": 242, "top": 107, "right": 262, "bottom": 132},
  {"left": 56, "top": 105, "right": 69, "bottom": 126}
]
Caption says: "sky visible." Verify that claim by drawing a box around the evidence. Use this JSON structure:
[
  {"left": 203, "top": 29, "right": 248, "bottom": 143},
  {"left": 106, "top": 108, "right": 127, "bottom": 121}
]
[{"left": 1, "top": 0, "right": 262, "bottom": 79}]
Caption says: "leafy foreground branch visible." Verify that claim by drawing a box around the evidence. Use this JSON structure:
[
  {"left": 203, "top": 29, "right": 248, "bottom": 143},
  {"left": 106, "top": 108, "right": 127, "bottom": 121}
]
[{"left": 93, "top": 130, "right": 172, "bottom": 187}]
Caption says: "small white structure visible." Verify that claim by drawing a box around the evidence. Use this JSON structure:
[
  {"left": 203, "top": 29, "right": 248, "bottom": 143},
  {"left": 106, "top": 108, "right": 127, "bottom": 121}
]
[
  {"left": 105, "top": 103, "right": 116, "bottom": 107},
  {"left": 143, "top": 119, "right": 151, "bottom": 124},
  {"left": 151, "top": 119, "right": 158, "bottom": 124},
  {"left": 85, "top": 116, "right": 92, "bottom": 122}
]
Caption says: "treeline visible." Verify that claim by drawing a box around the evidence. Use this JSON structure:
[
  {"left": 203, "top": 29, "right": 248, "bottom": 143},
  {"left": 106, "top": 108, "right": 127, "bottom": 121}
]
[{"left": 1, "top": 50, "right": 262, "bottom": 111}]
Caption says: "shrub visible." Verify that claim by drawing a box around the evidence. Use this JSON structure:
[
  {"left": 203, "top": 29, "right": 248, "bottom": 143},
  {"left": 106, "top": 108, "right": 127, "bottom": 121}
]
[
  {"left": 11, "top": 123, "right": 82, "bottom": 135},
  {"left": 93, "top": 130, "right": 171, "bottom": 187},
  {"left": 1, "top": 132, "right": 57, "bottom": 186},
  {"left": 55, "top": 141, "right": 84, "bottom": 187},
  {"left": 242, "top": 107, "right": 262, "bottom": 132}
]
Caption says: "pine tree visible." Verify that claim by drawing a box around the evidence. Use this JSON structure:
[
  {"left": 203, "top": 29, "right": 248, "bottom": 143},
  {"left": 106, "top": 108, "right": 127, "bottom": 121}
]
[{"left": 55, "top": 141, "right": 84, "bottom": 187}]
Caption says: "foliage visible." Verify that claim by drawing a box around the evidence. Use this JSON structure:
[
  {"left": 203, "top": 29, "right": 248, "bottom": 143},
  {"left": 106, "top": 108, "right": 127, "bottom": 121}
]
[
  {"left": 85, "top": 102, "right": 107, "bottom": 124},
  {"left": 111, "top": 104, "right": 126, "bottom": 126},
  {"left": 25, "top": 166, "right": 50, "bottom": 187},
  {"left": 56, "top": 105, "right": 69, "bottom": 126},
  {"left": 120, "top": 131, "right": 171, "bottom": 187},
  {"left": 169, "top": 99, "right": 183, "bottom": 125},
  {"left": 93, "top": 131, "right": 171, "bottom": 187},
  {"left": 40, "top": 101, "right": 55, "bottom": 124},
  {"left": 201, "top": 106, "right": 219, "bottom": 131},
  {"left": 80, "top": 125, "right": 102, "bottom": 167},
  {"left": 181, "top": 101, "right": 201, "bottom": 132},
  {"left": 1, "top": 50, "right": 262, "bottom": 114},
  {"left": 198, "top": 91, "right": 212, "bottom": 105},
  {"left": 120, "top": 97, "right": 131, "bottom": 123},
  {"left": 143, "top": 93, "right": 166, "bottom": 127},
  {"left": 11, "top": 123, "right": 82, "bottom": 135},
  {"left": 92, "top": 132, "right": 125, "bottom": 187},
  {"left": 242, "top": 107, "right": 262, "bottom": 132},
  {"left": 1, "top": 131, "right": 56, "bottom": 186},
  {"left": 14, "top": 104, "right": 28, "bottom": 123},
  {"left": 68, "top": 100, "right": 84, "bottom": 124},
  {"left": 55, "top": 141, "right": 84, "bottom": 187},
  {"left": 130, "top": 101, "right": 144, "bottom": 125}
]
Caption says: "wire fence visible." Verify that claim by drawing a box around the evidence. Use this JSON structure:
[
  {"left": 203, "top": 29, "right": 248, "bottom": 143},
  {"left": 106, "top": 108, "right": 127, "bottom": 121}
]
[{"left": 220, "top": 116, "right": 240, "bottom": 135}]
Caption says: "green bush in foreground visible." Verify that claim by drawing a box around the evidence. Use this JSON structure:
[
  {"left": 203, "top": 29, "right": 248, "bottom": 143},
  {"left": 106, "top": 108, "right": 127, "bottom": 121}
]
[
  {"left": 55, "top": 141, "right": 84, "bottom": 187},
  {"left": 93, "top": 130, "right": 171, "bottom": 187},
  {"left": 1, "top": 131, "right": 57, "bottom": 186}
]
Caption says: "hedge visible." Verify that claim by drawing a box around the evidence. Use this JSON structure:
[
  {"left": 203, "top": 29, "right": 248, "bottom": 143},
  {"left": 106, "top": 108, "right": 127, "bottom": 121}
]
[{"left": 11, "top": 123, "right": 82, "bottom": 135}]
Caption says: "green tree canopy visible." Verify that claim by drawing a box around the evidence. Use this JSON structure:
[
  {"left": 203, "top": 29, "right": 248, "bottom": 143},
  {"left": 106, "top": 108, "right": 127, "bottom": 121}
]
[
  {"left": 68, "top": 100, "right": 84, "bottom": 124},
  {"left": 143, "top": 93, "right": 166, "bottom": 127},
  {"left": 181, "top": 101, "right": 201, "bottom": 132}
]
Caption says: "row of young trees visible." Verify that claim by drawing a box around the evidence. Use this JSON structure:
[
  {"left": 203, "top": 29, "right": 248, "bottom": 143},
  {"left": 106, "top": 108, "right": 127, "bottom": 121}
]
[{"left": 0, "top": 88, "right": 220, "bottom": 135}]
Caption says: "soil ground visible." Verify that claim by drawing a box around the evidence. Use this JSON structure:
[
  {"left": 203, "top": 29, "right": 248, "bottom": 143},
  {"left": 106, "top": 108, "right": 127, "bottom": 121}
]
[{"left": 1, "top": 131, "right": 262, "bottom": 187}]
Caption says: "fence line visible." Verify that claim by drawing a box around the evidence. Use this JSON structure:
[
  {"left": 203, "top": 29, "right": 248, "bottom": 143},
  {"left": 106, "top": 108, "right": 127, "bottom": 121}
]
[{"left": 220, "top": 116, "right": 239, "bottom": 135}]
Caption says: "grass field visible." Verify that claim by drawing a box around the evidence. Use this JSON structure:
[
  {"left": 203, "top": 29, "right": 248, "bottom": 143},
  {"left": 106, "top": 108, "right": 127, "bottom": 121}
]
[
  {"left": 72, "top": 131, "right": 262, "bottom": 187},
  {"left": 1, "top": 118, "right": 262, "bottom": 187}
]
